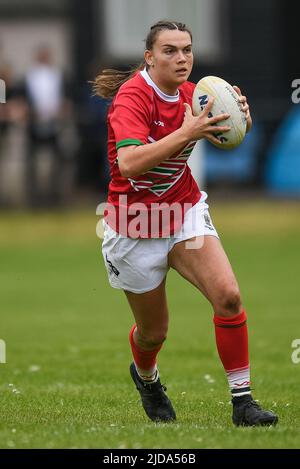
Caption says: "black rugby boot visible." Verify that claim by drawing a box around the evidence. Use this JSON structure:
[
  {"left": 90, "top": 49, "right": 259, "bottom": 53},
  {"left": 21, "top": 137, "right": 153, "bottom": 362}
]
[
  {"left": 232, "top": 395, "right": 278, "bottom": 427},
  {"left": 130, "top": 362, "right": 176, "bottom": 422}
]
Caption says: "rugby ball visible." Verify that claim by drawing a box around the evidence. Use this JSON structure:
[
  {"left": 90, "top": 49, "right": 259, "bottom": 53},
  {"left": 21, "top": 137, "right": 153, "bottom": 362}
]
[{"left": 192, "top": 76, "right": 247, "bottom": 150}]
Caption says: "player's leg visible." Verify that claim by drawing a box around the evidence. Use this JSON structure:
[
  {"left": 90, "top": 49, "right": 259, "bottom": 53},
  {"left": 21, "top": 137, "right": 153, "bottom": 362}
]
[
  {"left": 125, "top": 277, "right": 169, "bottom": 381},
  {"left": 168, "top": 236, "right": 241, "bottom": 316},
  {"left": 102, "top": 224, "right": 176, "bottom": 421},
  {"left": 168, "top": 236, "right": 249, "bottom": 393},
  {"left": 168, "top": 235, "right": 278, "bottom": 426},
  {"left": 125, "top": 279, "right": 176, "bottom": 422}
]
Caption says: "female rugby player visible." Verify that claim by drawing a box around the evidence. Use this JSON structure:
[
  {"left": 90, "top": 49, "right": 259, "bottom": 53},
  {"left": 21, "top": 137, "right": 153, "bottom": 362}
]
[{"left": 94, "top": 20, "right": 278, "bottom": 427}]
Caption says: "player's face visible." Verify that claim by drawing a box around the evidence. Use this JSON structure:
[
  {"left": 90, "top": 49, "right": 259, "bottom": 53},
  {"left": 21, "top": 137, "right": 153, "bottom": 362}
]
[{"left": 145, "top": 30, "right": 193, "bottom": 95}]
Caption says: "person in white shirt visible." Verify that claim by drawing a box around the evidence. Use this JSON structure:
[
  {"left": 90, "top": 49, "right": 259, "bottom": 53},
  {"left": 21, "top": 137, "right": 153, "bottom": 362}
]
[{"left": 24, "top": 46, "right": 70, "bottom": 206}]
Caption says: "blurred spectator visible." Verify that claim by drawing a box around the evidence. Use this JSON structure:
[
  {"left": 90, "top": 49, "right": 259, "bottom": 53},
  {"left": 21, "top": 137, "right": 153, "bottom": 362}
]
[
  {"left": 21, "top": 46, "right": 72, "bottom": 207},
  {"left": 75, "top": 61, "right": 110, "bottom": 200},
  {"left": 0, "top": 62, "right": 26, "bottom": 143},
  {"left": 0, "top": 64, "right": 12, "bottom": 159},
  {"left": 0, "top": 62, "right": 27, "bottom": 206}
]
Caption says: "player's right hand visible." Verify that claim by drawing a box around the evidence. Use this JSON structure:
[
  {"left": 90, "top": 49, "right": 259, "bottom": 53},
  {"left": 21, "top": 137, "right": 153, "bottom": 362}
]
[{"left": 181, "top": 98, "right": 231, "bottom": 146}]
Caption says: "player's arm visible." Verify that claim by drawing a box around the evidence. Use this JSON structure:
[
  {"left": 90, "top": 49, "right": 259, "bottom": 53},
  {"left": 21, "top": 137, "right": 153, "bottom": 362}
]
[{"left": 118, "top": 98, "right": 230, "bottom": 178}]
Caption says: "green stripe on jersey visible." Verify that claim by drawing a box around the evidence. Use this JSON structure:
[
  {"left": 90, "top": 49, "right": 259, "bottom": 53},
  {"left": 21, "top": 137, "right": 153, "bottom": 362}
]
[
  {"left": 152, "top": 183, "right": 172, "bottom": 190},
  {"left": 181, "top": 148, "right": 194, "bottom": 156},
  {"left": 116, "top": 139, "right": 144, "bottom": 150},
  {"left": 150, "top": 167, "right": 178, "bottom": 174}
]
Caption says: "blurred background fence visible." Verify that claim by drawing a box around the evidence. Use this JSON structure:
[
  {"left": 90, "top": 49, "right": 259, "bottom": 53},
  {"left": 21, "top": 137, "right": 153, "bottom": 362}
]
[{"left": 1, "top": 0, "right": 300, "bottom": 209}]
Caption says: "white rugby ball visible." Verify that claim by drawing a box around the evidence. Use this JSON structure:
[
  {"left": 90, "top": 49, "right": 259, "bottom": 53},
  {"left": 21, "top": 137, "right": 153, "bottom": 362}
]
[{"left": 192, "top": 76, "right": 247, "bottom": 150}]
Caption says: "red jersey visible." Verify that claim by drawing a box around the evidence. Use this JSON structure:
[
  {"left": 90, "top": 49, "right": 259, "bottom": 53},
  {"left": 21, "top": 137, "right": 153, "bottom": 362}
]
[{"left": 105, "top": 69, "right": 201, "bottom": 237}]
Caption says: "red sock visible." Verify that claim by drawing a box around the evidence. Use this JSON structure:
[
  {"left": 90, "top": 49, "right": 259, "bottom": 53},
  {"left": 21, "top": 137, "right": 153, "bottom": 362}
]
[
  {"left": 129, "top": 324, "right": 162, "bottom": 371},
  {"left": 213, "top": 310, "right": 249, "bottom": 372}
]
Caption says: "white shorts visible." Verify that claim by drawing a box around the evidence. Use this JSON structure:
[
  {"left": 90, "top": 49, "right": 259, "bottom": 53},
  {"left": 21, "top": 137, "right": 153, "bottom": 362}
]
[{"left": 101, "top": 192, "right": 219, "bottom": 294}]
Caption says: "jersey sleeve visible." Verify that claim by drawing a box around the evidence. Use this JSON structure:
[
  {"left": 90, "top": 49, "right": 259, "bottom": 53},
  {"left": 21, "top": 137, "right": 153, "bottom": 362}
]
[{"left": 110, "top": 87, "right": 152, "bottom": 150}]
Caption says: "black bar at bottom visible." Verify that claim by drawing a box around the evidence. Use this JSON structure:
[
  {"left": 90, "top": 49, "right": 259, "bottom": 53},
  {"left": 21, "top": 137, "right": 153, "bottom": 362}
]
[{"left": 0, "top": 449, "right": 299, "bottom": 466}]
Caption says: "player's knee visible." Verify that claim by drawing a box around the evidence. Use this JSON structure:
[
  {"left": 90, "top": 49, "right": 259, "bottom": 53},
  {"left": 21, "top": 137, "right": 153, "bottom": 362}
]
[
  {"left": 214, "top": 287, "right": 242, "bottom": 317},
  {"left": 137, "top": 330, "right": 168, "bottom": 349}
]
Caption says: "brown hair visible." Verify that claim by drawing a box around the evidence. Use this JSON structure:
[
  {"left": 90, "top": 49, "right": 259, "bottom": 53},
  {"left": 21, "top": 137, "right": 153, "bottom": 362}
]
[{"left": 92, "top": 20, "right": 192, "bottom": 99}]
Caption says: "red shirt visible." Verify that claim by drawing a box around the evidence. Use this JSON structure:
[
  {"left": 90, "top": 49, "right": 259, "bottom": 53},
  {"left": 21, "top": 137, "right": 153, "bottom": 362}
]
[{"left": 105, "top": 69, "right": 201, "bottom": 237}]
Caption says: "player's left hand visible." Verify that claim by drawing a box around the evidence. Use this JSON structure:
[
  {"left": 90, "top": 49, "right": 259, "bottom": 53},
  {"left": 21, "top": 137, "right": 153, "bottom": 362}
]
[{"left": 233, "top": 85, "right": 252, "bottom": 133}]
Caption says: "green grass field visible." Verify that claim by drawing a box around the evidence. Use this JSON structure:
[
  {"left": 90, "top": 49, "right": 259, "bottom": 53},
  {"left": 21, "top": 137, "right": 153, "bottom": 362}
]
[{"left": 1, "top": 200, "right": 300, "bottom": 449}]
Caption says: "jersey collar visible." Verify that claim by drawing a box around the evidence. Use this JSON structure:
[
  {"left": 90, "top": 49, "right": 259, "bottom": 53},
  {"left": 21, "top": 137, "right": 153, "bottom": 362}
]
[{"left": 140, "top": 68, "right": 180, "bottom": 103}]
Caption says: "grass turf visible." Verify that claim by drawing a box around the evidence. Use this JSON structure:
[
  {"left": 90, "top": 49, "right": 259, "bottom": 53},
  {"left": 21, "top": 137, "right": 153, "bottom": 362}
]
[{"left": 0, "top": 200, "right": 300, "bottom": 448}]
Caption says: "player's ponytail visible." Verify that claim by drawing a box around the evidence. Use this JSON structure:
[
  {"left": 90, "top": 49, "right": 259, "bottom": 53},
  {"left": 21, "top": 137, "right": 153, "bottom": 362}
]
[
  {"left": 92, "top": 20, "right": 192, "bottom": 99},
  {"left": 92, "top": 63, "right": 144, "bottom": 99}
]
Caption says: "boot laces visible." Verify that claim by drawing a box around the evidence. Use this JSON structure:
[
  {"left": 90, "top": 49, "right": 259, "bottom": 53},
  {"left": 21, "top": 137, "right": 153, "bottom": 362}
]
[{"left": 245, "top": 399, "right": 262, "bottom": 411}]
